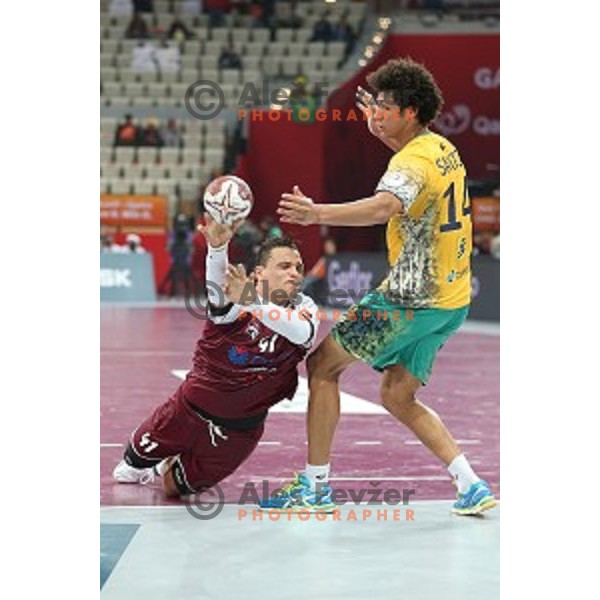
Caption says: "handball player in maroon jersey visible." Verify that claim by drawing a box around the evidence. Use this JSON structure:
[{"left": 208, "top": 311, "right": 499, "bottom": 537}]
[{"left": 113, "top": 215, "right": 319, "bottom": 497}]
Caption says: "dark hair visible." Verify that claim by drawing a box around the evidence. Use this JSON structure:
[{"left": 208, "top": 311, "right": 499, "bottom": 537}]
[
  {"left": 255, "top": 235, "right": 300, "bottom": 267},
  {"left": 366, "top": 58, "right": 443, "bottom": 125}
]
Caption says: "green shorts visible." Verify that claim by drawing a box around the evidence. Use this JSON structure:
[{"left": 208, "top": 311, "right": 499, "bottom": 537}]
[{"left": 331, "top": 290, "right": 469, "bottom": 384}]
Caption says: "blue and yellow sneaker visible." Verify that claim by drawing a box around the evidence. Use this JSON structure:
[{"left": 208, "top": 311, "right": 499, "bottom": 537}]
[
  {"left": 258, "top": 473, "right": 336, "bottom": 513},
  {"left": 452, "top": 480, "right": 497, "bottom": 515}
]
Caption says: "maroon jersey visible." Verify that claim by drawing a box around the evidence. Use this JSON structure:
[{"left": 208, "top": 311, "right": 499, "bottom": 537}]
[{"left": 181, "top": 299, "right": 317, "bottom": 419}]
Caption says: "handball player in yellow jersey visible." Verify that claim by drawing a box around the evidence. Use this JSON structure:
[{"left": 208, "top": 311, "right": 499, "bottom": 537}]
[{"left": 261, "top": 58, "right": 496, "bottom": 516}]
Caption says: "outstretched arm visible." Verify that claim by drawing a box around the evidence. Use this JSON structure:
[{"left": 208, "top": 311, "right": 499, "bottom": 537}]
[
  {"left": 278, "top": 186, "right": 403, "bottom": 227},
  {"left": 197, "top": 215, "right": 242, "bottom": 311}
]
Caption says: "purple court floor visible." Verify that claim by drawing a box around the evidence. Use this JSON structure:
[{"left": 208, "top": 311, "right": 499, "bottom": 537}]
[{"left": 101, "top": 305, "right": 499, "bottom": 506}]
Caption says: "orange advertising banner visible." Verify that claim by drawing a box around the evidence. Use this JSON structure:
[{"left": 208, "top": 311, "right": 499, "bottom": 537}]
[{"left": 100, "top": 195, "right": 168, "bottom": 227}]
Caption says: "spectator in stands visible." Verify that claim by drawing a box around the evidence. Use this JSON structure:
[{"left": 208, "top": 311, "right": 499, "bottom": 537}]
[
  {"left": 155, "top": 39, "right": 181, "bottom": 72},
  {"left": 101, "top": 234, "right": 123, "bottom": 253},
  {"left": 231, "top": 218, "right": 263, "bottom": 272},
  {"left": 131, "top": 40, "right": 158, "bottom": 73},
  {"left": 142, "top": 119, "right": 164, "bottom": 147},
  {"left": 167, "top": 16, "right": 195, "bottom": 41},
  {"left": 160, "top": 119, "right": 183, "bottom": 148},
  {"left": 301, "top": 237, "right": 336, "bottom": 304},
  {"left": 114, "top": 114, "right": 141, "bottom": 147},
  {"left": 281, "top": 0, "right": 304, "bottom": 29},
  {"left": 204, "top": 0, "right": 232, "bottom": 27},
  {"left": 133, "top": 0, "right": 154, "bottom": 13},
  {"left": 125, "top": 12, "right": 150, "bottom": 39},
  {"left": 160, "top": 214, "right": 198, "bottom": 297},
  {"left": 332, "top": 14, "right": 356, "bottom": 58},
  {"left": 311, "top": 11, "right": 333, "bottom": 42},
  {"left": 124, "top": 233, "right": 147, "bottom": 254},
  {"left": 289, "top": 75, "right": 318, "bottom": 123},
  {"left": 259, "top": 215, "right": 283, "bottom": 240},
  {"left": 218, "top": 42, "right": 243, "bottom": 69}
]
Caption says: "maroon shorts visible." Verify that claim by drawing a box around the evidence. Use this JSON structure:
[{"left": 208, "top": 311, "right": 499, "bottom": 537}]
[{"left": 128, "top": 385, "right": 264, "bottom": 494}]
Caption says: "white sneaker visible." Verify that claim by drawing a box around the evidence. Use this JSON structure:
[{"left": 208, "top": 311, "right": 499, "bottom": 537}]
[{"left": 113, "top": 459, "right": 156, "bottom": 485}]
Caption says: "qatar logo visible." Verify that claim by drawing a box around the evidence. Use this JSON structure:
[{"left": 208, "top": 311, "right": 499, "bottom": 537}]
[
  {"left": 434, "top": 104, "right": 471, "bottom": 136},
  {"left": 474, "top": 68, "right": 500, "bottom": 90}
]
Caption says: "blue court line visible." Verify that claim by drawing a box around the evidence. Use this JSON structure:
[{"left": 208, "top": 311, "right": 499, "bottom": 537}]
[{"left": 100, "top": 523, "right": 140, "bottom": 589}]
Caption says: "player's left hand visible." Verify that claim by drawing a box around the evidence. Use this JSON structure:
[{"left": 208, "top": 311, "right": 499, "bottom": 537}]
[
  {"left": 197, "top": 214, "right": 243, "bottom": 248},
  {"left": 225, "top": 263, "right": 252, "bottom": 305},
  {"left": 278, "top": 185, "right": 320, "bottom": 225}
]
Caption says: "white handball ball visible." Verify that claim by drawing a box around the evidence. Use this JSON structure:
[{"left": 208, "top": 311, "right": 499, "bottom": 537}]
[{"left": 203, "top": 175, "right": 254, "bottom": 226}]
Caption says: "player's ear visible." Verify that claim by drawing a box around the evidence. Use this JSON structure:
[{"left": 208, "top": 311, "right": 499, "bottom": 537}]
[{"left": 404, "top": 107, "right": 417, "bottom": 122}]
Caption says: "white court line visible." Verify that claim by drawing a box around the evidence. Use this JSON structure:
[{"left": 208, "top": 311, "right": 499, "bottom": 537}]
[
  {"left": 258, "top": 441, "right": 281, "bottom": 446},
  {"left": 458, "top": 320, "right": 499, "bottom": 336},
  {"left": 249, "top": 476, "right": 449, "bottom": 482},
  {"left": 355, "top": 441, "right": 383, "bottom": 445},
  {"left": 101, "top": 443, "right": 124, "bottom": 448},
  {"left": 101, "top": 499, "right": 497, "bottom": 511},
  {"left": 404, "top": 439, "right": 480, "bottom": 446}
]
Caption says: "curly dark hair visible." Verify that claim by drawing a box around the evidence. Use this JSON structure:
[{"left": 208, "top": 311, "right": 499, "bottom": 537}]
[
  {"left": 366, "top": 58, "right": 444, "bottom": 126},
  {"left": 255, "top": 235, "right": 300, "bottom": 267}
]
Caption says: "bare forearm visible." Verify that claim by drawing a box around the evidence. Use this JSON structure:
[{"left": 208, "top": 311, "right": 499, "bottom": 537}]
[{"left": 315, "top": 195, "right": 398, "bottom": 226}]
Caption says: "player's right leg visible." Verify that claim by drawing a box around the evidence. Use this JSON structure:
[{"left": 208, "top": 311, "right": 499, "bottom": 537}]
[
  {"left": 259, "top": 334, "right": 356, "bottom": 512},
  {"left": 113, "top": 388, "right": 189, "bottom": 488}
]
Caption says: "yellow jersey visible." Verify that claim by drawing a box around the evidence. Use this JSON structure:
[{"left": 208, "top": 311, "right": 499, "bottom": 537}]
[{"left": 375, "top": 131, "right": 472, "bottom": 309}]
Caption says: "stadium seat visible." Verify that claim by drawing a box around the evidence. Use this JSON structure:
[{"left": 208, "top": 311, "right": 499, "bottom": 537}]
[
  {"left": 122, "top": 164, "right": 144, "bottom": 179},
  {"left": 137, "top": 147, "right": 158, "bottom": 164},
  {"left": 307, "top": 42, "right": 326, "bottom": 57},
  {"left": 159, "top": 148, "right": 181, "bottom": 166},
  {"left": 145, "top": 165, "right": 167, "bottom": 180},
  {"left": 276, "top": 29, "right": 295, "bottom": 44},
  {"left": 182, "top": 148, "right": 203, "bottom": 165},
  {"left": 231, "top": 28, "right": 251, "bottom": 43},
  {"left": 114, "top": 147, "right": 136, "bottom": 163},
  {"left": 178, "top": 180, "right": 201, "bottom": 201},
  {"left": 184, "top": 40, "right": 201, "bottom": 55},
  {"left": 167, "top": 165, "right": 192, "bottom": 180},
  {"left": 244, "top": 42, "right": 265, "bottom": 57},
  {"left": 295, "top": 29, "right": 313, "bottom": 44},
  {"left": 199, "top": 55, "right": 219, "bottom": 70},
  {"left": 111, "top": 179, "right": 132, "bottom": 194},
  {"left": 103, "top": 164, "right": 122, "bottom": 180},
  {"left": 123, "top": 82, "right": 146, "bottom": 98},
  {"left": 131, "top": 179, "right": 155, "bottom": 195},
  {"left": 102, "top": 82, "right": 122, "bottom": 97},
  {"left": 155, "top": 179, "right": 176, "bottom": 196},
  {"left": 281, "top": 57, "right": 300, "bottom": 77},
  {"left": 251, "top": 29, "right": 270, "bottom": 44},
  {"left": 286, "top": 43, "right": 306, "bottom": 57},
  {"left": 265, "top": 42, "right": 287, "bottom": 57},
  {"left": 100, "top": 148, "right": 114, "bottom": 165}
]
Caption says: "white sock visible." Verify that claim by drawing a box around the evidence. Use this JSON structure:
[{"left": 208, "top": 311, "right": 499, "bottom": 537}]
[
  {"left": 154, "top": 456, "right": 177, "bottom": 476},
  {"left": 304, "top": 463, "right": 330, "bottom": 491},
  {"left": 447, "top": 454, "right": 480, "bottom": 494}
]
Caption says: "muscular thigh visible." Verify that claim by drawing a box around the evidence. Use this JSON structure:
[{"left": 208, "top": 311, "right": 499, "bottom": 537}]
[{"left": 308, "top": 333, "right": 356, "bottom": 378}]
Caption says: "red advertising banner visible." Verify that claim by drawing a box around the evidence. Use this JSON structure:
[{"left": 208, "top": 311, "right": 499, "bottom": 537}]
[
  {"left": 323, "top": 33, "right": 499, "bottom": 207},
  {"left": 472, "top": 196, "right": 500, "bottom": 233},
  {"left": 100, "top": 195, "right": 168, "bottom": 227}
]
